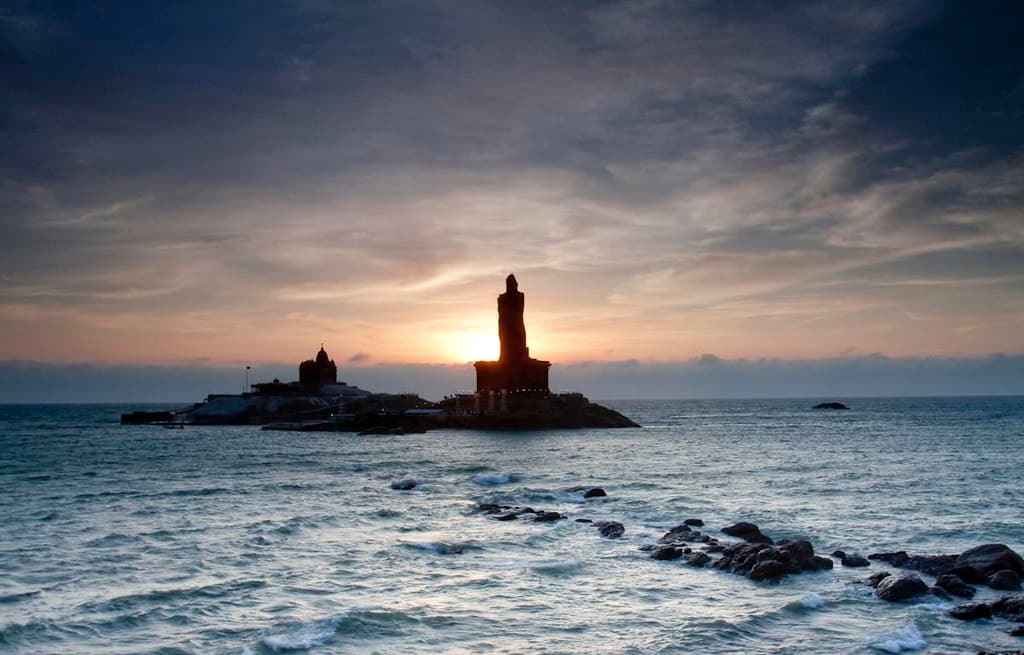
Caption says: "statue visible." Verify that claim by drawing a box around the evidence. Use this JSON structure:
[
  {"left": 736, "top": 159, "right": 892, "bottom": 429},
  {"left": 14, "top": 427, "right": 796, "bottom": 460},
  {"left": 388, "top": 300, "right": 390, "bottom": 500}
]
[
  {"left": 475, "top": 274, "right": 550, "bottom": 394},
  {"left": 498, "top": 274, "right": 528, "bottom": 361}
]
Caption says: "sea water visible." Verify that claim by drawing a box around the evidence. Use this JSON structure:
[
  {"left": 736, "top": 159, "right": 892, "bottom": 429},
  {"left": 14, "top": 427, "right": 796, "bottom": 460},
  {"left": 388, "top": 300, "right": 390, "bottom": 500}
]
[{"left": 1, "top": 398, "right": 1022, "bottom": 654}]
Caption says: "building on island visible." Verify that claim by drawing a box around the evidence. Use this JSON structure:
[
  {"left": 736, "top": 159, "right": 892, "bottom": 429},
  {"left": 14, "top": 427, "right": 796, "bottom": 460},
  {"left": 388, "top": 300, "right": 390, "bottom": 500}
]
[{"left": 299, "top": 345, "right": 338, "bottom": 386}]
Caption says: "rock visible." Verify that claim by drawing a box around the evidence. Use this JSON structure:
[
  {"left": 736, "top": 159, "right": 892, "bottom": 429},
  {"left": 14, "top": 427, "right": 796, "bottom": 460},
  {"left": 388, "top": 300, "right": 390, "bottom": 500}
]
[
  {"left": 865, "top": 572, "right": 891, "bottom": 588},
  {"left": 583, "top": 488, "right": 607, "bottom": 498},
  {"left": 977, "top": 650, "right": 1024, "bottom": 655},
  {"left": 495, "top": 511, "right": 521, "bottom": 521},
  {"left": 721, "top": 522, "right": 774, "bottom": 545},
  {"left": 594, "top": 521, "right": 624, "bottom": 539},
  {"left": 841, "top": 554, "right": 870, "bottom": 568},
  {"left": 806, "top": 555, "right": 835, "bottom": 571},
  {"left": 575, "top": 518, "right": 593, "bottom": 523},
  {"left": 476, "top": 503, "right": 508, "bottom": 514},
  {"left": 869, "top": 551, "right": 909, "bottom": 567},
  {"left": 990, "top": 594, "right": 1024, "bottom": 621},
  {"left": 875, "top": 574, "right": 928, "bottom": 602},
  {"left": 652, "top": 545, "right": 682, "bottom": 560},
  {"left": 684, "top": 551, "right": 710, "bottom": 567},
  {"left": 952, "top": 565, "right": 989, "bottom": 585},
  {"left": 990, "top": 570, "right": 1023, "bottom": 591},
  {"left": 390, "top": 478, "right": 417, "bottom": 490},
  {"left": 660, "top": 524, "right": 699, "bottom": 544},
  {"left": 958, "top": 544, "right": 1024, "bottom": 576},
  {"left": 684, "top": 518, "right": 704, "bottom": 527},
  {"left": 750, "top": 559, "right": 788, "bottom": 582},
  {"left": 813, "top": 402, "right": 849, "bottom": 409},
  {"left": 949, "top": 603, "right": 992, "bottom": 621},
  {"left": 905, "top": 554, "right": 958, "bottom": 576},
  {"left": 935, "top": 573, "right": 976, "bottom": 599},
  {"left": 533, "top": 511, "right": 565, "bottom": 523},
  {"left": 931, "top": 586, "right": 951, "bottom": 600},
  {"left": 832, "top": 550, "right": 847, "bottom": 559},
  {"left": 1010, "top": 625, "right": 1024, "bottom": 636}
]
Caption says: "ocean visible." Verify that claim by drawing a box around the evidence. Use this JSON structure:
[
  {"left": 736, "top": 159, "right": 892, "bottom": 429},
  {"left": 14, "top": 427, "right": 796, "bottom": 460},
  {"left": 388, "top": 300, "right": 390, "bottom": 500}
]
[{"left": 1, "top": 397, "right": 1022, "bottom": 654}]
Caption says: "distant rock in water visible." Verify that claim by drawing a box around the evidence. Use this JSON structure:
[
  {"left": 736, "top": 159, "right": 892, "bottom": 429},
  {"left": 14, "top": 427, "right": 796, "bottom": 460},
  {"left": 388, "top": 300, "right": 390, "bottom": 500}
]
[
  {"left": 583, "top": 488, "right": 607, "bottom": 498},
  {"left": 594, "top": 521, "right": 624, "bottom": 539},
  {"left": 389, "top": 478, "right": 417, "bottom": 490},
  {"left": 813, "top": 402, "right": 849, "bottom": 410},
  {"left": 713, "top": 539, "right": 832, "bottom": 583},
  {"left": 949, "top": 602, "right": 992, "bottom": 621}
]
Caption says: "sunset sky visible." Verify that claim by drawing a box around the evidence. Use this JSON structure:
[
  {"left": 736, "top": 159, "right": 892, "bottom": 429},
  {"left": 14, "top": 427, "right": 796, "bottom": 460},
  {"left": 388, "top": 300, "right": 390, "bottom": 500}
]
[{"left": 2, "top": 2, "right": 1023, "bottom": 399}]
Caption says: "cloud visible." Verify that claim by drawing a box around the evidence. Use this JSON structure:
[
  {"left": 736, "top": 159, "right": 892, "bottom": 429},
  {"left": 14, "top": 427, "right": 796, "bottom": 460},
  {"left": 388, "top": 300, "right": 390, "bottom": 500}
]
[{"left": 0, "top": 2, "right": 1021, "bottom": 366}]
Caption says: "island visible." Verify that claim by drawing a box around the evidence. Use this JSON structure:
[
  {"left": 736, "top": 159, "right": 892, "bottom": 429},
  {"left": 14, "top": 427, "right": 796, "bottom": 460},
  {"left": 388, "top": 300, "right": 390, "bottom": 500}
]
[{"left": 121, "top": 274, "right": 638, "bottom": 431}]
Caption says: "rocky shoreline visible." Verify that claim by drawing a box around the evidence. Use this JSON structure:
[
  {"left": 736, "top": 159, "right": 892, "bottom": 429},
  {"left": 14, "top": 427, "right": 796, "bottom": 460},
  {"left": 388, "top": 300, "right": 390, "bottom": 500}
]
[{"left": 462, "top": 488, "right": 1024, "bottom": 653}]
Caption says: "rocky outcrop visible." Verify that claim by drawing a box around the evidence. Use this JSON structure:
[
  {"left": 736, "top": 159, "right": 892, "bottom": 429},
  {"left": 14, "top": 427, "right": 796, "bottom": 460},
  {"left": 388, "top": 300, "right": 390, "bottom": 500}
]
[
  {"left": 875, "top": 574, "right": 928, "bottom": 602},
  {"left": 713, "top": 539, "right": 831, "bottom": 583},
  {"left": 813, "top": 402, "right": 849, "bottom": 410},
  {"left": 959, "top": 544, "right": 1024, "bottom": 577},
  {"left": 721, "top": 522, "right": 773, "bottom": 544}
]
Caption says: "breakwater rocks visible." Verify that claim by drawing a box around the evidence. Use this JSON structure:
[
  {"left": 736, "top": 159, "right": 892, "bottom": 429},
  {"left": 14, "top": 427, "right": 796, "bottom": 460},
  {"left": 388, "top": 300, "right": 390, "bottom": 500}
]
[{"left": 471, "top": 500, "right": 1024, "bottom": 647}]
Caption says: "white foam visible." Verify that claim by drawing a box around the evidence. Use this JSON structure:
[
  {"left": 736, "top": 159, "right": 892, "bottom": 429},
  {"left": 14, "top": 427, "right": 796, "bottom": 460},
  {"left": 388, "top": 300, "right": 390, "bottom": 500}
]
[
  {"left": 472, "top": 472, "right": 512, "bottom": 485},
  {"left": 868, "top": 622, "right": 926, "bottom": 653},
  {"left": 261, "top": 616, "right": 342, "bottom": 651},
  {"left": 800, "top": 592, "right": 825, "bottom": 609}
]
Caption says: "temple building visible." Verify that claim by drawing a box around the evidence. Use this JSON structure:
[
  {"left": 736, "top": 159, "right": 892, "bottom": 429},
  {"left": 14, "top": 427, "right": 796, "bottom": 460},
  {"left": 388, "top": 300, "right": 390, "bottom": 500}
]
[
  {"left": 474, "top": 274, "right": 551, "bottom": 394},
  {"left": 300, "top": 345, "right": 338, "bottom": 386}
]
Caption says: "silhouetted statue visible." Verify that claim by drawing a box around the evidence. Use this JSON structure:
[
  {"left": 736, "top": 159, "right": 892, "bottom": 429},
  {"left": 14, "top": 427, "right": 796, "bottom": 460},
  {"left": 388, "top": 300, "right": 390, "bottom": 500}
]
[
  {"left": 475, "top": 274, "right": 550, "bottom": 395},
  {"left": 498, "top": 274, "right": 528, "bottom": 361}
]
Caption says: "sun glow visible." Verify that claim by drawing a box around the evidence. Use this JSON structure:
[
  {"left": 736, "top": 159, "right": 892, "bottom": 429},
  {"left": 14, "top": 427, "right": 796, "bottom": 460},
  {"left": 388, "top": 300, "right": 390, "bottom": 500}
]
[{"left": 445, "top": 330, "right": 500, "bottom": 362}]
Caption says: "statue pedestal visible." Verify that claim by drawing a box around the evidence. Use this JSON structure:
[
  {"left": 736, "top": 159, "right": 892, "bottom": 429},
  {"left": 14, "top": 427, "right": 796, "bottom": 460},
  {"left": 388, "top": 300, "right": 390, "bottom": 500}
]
[{"left": 474, "top": 357, "right": 551, "bottom": 394}]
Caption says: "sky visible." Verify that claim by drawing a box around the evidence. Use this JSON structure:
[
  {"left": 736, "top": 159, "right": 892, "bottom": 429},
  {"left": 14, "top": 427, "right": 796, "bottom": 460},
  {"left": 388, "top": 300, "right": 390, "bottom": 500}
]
[{"left": 1, "top": 1, "right": 1023, "bottom": 400}]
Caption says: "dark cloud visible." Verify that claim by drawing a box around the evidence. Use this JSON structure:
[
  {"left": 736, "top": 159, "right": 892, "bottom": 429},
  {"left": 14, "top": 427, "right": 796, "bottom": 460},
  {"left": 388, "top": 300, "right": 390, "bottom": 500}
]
[{"left": 1, "top": 1, "right": 1022, "bottom": 366}]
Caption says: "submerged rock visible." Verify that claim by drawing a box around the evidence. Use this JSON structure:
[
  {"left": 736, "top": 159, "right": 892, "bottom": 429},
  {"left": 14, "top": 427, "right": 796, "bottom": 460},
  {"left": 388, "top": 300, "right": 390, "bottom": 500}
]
[
  {"left": 583, "top": 488, "right": 607, "bottom": 498},
  {"left": 594, "top": 521, "right": 624, "bottom": 539},
  {"left": 949, "top": 603, "right": 993, "bottom": 621},
  {"left": 390, "top": 478, "right": 417, "bottom": 490},
  {"left": 533, "top": 511, "right": 565, "bottom": 523},
  {"left": 869, "top": 551, "right": 909, "bottom": 567},
  {"left": 875, "top": 574, "right": 928, "bottom": 602},
  {"left": 721, "top": 522, "right": 774, "bottom": 544},
  {"left": 684, "top": 518, "right": 704, "bottom": 527},
  {"left": 813, "top": 402, "right": 849, "bottom": 410}
]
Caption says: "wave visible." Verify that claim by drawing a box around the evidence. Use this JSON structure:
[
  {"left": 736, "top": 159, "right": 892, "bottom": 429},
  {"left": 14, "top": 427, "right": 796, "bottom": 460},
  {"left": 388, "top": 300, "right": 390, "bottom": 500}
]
[
  {"left": 400, "top": 540, "right": 482, "bottom": 555},
  {"left": 0, "top": 590, "right": 40, "bottom": 604},
  {"left": 80, "top": 579, "right": 267, "bottom": 613},
  {"left": 472, "top": 472, "right": 513, "bottom": 485},
  {"left": 784, "top": 592, "right": 825, "bottom": 611},
  {"left": 256, "top": 609, "right": 419, "bottom": 652},
  {"left": 261, "top": 616, "right": 341, "bottom": 651},
  {"left": 867, "top": 622, "right": 925, "bottom": 653}
]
